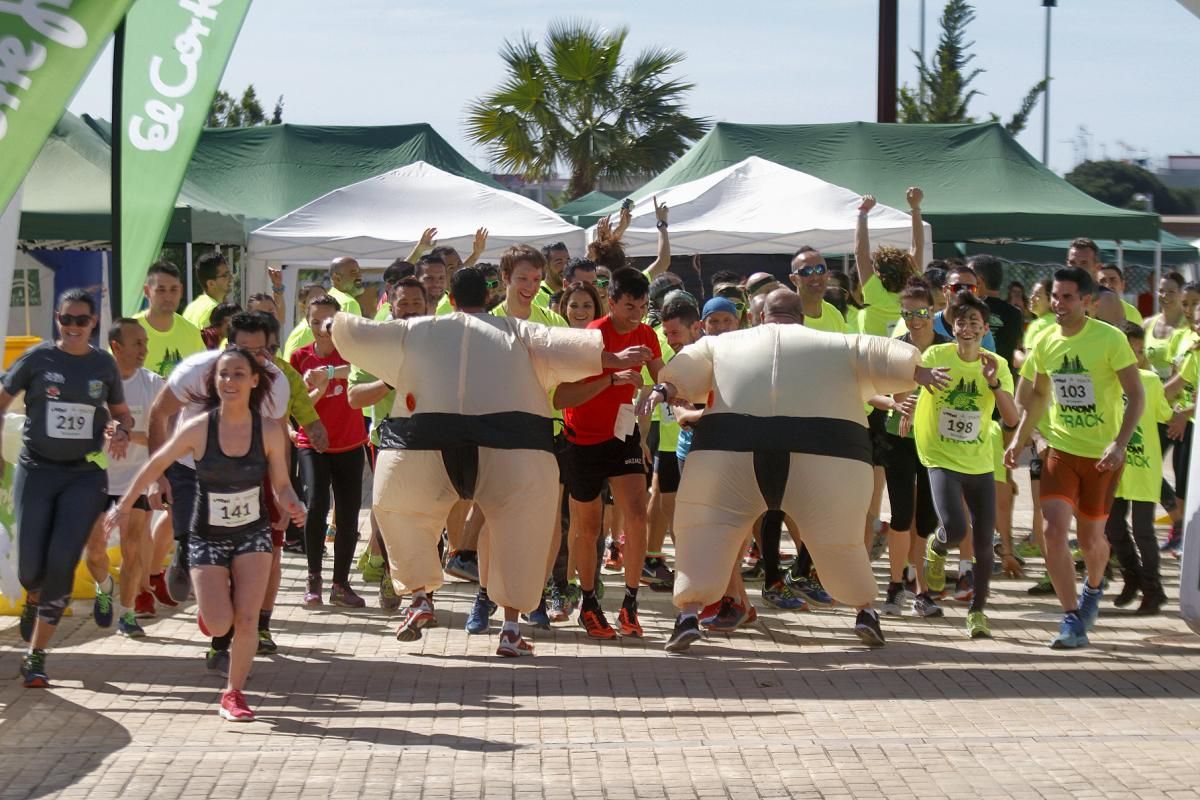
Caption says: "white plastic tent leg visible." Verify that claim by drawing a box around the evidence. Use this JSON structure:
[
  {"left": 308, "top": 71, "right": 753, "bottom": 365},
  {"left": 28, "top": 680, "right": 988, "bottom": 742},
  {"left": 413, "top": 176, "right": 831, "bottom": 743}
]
[
  {"left": 100, "top": 251, "right": 112, "bottom": 344},
  {"left": 1153, "top": 241, "right": 1163, "bottom": 315},
  {"left": 0, "top": 185, "right": 22, "bottom": 341},
  {"left": 1116, "top": 243, "right": 1124, "bottom": 270},
  {"left": 185, "top": 242, "right": 194, "bottom": 303}
]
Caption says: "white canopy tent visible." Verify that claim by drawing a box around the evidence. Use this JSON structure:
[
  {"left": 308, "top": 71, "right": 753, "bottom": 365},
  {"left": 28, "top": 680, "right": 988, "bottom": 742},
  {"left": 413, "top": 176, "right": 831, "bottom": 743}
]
[
  {"left": 246, "top": 160, "right": 587, "bottom": 267},
  {"left": 591, "top": 156, "right": 931, "bottom": 257}
]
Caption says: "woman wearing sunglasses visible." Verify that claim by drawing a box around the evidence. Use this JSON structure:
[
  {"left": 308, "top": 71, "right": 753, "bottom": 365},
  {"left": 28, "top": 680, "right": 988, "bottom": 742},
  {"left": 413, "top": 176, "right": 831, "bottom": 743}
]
[
  {"left": 873, "top": 279, "right": 950, "bottom": 620},
  {"left": 713, "top": 283, "right": 750, "bottom": 328},
  {"left": 1, "top": 289, "right": 135, "bottom": 687}
]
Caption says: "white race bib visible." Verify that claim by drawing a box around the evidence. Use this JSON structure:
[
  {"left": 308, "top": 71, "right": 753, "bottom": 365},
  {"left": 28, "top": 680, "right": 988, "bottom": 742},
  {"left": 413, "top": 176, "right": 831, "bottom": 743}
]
[
  {"left": 938, "top": 408, "right": 982, "bottom": 442},
  {"left": 47, "top": 402, "right": 95, "bottom": 440},
  {"left": 208, "top": 487, "right": 261, "bottom": 528},
  {"left": 661, "top": 402, "right": 676, "bottom": 423},
  {"left": 1052, "top": 373, "right": 1095, "bottom": 406},
  {"left": 614, "top": 403, "right": 636, "bottom": 440}
]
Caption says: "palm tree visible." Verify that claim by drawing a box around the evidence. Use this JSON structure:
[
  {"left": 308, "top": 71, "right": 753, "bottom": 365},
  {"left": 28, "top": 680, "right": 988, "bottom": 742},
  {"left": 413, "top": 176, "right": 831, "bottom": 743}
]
[{"left": 466, "top": 20, "right": 710, "bottom": 201}]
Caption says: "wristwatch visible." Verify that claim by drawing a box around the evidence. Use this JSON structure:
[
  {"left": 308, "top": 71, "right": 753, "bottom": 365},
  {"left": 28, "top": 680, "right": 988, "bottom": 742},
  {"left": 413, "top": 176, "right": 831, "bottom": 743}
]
[
  {"left": 656, "top": 220, "right": 668, "bottom": 230},
  {"left": 652, "top": 383, "right": 670, "bottom": 399}
]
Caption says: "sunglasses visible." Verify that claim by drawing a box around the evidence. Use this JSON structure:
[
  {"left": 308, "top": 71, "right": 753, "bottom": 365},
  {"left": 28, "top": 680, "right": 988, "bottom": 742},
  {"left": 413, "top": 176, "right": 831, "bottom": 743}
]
[
  {"left": 900, "top": 308, "right": 931, "bottom": 321},
  {"left": 595, "top": 278, "right": 610, "bottom": 288},
  {"left": 948, "top": 283, "right": 979, "bottom": 296},
  {"left": 58, "top": 313, "right": 94, "bottom": 327},
  {"left": 792, "top": 263, "right": 828, "bottom": 278},
  {"left": 725, "top": 301, "right": 747, "bottom": 314},
  {"left": 485, "top": 279, "right": 500, "bottom": 289}
]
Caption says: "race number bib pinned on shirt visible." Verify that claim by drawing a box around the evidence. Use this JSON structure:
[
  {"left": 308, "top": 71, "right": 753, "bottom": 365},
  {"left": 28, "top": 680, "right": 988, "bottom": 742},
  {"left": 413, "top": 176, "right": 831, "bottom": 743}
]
[
  {"left": 661, "top": 402, "right": 676, "bottom": 423},
  {"left": 614, "top": 403, "right": 637, "bottom": 440},
  {"left": 1052, "top": 373, "right": 1096, "bottom": 406},
  {"left": 208, "top": 488, "right": 261, "bottom": 528},
  {"left": 938, "top": 408, "right": 982, "bottom": 442},
  {"left": 46, "top": 402, "right": 95, "bottom": 440}
]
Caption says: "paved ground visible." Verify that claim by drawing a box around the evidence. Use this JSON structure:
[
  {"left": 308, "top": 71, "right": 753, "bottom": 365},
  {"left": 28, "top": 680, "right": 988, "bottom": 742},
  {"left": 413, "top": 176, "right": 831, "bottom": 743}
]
[{"left": 2, "top": 465, "right": 1200, "bottom": 800}]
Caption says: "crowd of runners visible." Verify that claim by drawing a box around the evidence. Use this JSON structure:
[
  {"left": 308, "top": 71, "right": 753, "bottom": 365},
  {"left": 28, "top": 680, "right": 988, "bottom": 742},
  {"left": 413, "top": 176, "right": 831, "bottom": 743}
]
[{"left": 4, "top": 189, "right": 1192, "bottom": 722}]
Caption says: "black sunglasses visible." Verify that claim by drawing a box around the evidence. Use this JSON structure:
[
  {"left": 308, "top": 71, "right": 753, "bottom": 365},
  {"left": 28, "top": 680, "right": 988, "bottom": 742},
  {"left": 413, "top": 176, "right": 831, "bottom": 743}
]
[
  {"left": 792, "top": 263, "right": 828, "bottom": 278},
  {"left": 58, "top": 313, "right": 94, "bottom": 327}
]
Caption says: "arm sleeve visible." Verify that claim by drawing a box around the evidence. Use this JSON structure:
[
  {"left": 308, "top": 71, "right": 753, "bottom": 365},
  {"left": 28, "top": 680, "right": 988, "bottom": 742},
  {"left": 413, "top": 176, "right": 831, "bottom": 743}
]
[
  {"left": 659, "top": 337, "right": 716, "bottom": 404},
  {"left": 849, "top": 334, "right": 921, "bottom": 398},
  {"left": 520, "top": 322, "right": 605, "bottom": 389},
  {"left": 329, "top": 312, "right": 407, "bottom": 387},
  {"left": 2, "top": 348, "right": 34, "bottom": 395},
  {"left": 280, "top": 359, "right": 320, "bottom": 427},
  {"left": 997, "top": 356, "right": 1015, "bottom": 393}
]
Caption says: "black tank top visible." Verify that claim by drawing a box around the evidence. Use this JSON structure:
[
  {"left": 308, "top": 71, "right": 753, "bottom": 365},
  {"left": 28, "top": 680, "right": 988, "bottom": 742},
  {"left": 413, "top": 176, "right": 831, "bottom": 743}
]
[{"left": 190, "top": 409, "right": 269, "bottom": 538}]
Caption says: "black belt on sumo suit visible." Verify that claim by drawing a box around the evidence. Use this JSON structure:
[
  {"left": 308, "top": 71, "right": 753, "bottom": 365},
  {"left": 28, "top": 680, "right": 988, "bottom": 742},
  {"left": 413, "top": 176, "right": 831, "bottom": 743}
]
[
  {"left": 379, "top": 412, "right": 554, "bottom": 501},
  {"left": 690, "top": 413, "right": 872, "bottom": 510}
]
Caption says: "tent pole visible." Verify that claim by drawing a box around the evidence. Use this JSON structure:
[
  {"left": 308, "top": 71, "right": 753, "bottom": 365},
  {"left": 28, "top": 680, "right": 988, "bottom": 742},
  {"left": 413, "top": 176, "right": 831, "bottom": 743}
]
[
  {"left": 1154, "top": 240, "right": 1163, "bottom": 315},
  {"left": 1116, "top": 242, "right": 1124, "bottom": 270},
  {"left": 100, "top": 250, "right": 111, "bottom": 344},
  {"left": 185, "top": 242, "right": 194, "bottom": 303},
  {"left": 110, "top": 18, "right": 125, "bottom": 319}
]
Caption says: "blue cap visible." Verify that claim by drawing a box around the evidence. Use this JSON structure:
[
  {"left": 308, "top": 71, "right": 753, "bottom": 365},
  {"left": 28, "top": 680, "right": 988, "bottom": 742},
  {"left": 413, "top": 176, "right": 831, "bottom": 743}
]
[{"left": 702, "top": 297, "right": 738, "bottom": 320}]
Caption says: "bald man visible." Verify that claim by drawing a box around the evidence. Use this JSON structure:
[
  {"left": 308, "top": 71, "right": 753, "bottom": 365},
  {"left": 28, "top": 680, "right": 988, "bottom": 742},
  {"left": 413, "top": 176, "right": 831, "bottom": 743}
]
[
  {"left": 640, "top": 310, "right": 950, "bottom": 652},
  {"left": 746, "top": 272, "right": 782, "bottom": 298},
  {"left": 328, "top": 257, "right": 366, "bottom": 317},
  {"left": 762, "top": 287, "right": 803, "bottom": 325}
]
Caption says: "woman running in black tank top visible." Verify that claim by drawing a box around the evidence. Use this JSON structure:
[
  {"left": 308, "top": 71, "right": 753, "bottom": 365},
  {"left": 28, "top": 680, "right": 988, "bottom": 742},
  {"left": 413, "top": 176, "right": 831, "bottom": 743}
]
[{"left": 108, "top": 348, "right": 305, "bottom": 723}]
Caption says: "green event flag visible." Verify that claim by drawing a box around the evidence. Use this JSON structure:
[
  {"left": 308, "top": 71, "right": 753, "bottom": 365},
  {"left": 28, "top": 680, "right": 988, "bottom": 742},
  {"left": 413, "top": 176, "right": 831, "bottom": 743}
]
[
  {"left": 118, "top": 0, "right": 252, "bottom": 314},
  {"left": 0, "top": 0, "right": 134, "bottom": 212}
]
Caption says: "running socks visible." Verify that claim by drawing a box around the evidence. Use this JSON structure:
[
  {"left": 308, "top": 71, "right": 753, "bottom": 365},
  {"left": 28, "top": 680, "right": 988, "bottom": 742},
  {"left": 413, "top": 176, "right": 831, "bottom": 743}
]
[
  {"left": 623, "top": 586, "right": 639, "bottom": 609},
  {"left": 258, "top": 610, "right": 272, "bottom": 632},
  {"left": 582, "top": 589, "right": 599, "bottom": 611},
  {"left": 97, "top": 575, "right": 115, "bottom": 596},
  {"left": 212, "top": 629, "right": 233, "bottom": 652},
  {"left": 501, "top": 620, "right": 519, "bottom": 635}
]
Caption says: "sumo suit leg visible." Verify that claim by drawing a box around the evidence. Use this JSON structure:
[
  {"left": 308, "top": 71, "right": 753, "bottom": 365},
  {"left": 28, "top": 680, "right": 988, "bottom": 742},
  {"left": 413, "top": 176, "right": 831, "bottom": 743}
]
[
  {"left": 781, "top": 454, "right": 878, "bottom": 610},
  {"left": 672, "top": 451, "right": 766, "bottom": 610},
  {"left": 474, "top": 448, "right": 560, "bottom": 613},
  {"left": 373, "top": 450, "right": 460, "bottom": 595}
]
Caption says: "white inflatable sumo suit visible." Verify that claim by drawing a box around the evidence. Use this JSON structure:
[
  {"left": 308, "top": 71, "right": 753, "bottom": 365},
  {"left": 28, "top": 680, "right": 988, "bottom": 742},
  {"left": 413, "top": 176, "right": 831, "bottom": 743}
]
[
  {"left": 331, "top": 311, "right": 604, "bottom": 612},
  {"left": 661, "top": 324, "right": 922, "bottom": 610},
  {"left": 1180, "top": 410, "right": 1200, "bottom": 634}
]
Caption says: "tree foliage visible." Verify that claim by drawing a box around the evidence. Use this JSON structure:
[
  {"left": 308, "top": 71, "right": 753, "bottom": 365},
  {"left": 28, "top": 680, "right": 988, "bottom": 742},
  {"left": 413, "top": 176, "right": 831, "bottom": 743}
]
[
  {"left": 207, "top": 84, "right": 284, "bottom": 128},
  {"left": 898, "top": 0, "right": 1047, "bottom": 136},
  {"left": 466, "top": 20, "right": 710, "bottom": 200},
  {"left": 1065, "top": 160, "right": 1195, "bottom": 214}
]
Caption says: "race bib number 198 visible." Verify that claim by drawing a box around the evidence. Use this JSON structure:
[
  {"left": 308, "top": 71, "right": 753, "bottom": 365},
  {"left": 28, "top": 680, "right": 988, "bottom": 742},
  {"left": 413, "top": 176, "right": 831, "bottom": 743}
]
[{"left": 938, "top": 408, "right": 981, "bottom": 442}]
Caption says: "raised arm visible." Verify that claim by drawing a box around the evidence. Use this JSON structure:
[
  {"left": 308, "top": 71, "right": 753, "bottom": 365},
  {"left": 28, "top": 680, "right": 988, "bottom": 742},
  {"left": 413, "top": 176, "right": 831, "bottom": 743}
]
[
  {"left": 643, "top": 198, "right": 671, "bottom": 279},
  {"left": 405, "top": 227, "right": 437, "bottom": 264},
  {"left": 464, "top": 228, "right": 488, "bottom": 267},
  {"left": 907, "top": 186, "right": 925, "bottom": 271},
  {"left": 854, "top": 195, "right": 877, "bottom": 289}
]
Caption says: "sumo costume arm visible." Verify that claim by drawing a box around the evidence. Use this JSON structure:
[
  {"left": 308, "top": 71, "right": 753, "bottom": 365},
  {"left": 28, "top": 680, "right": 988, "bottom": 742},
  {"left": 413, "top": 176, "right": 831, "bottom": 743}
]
[
  {"left": 515, "top": 322, "right": 607, "bottom": 391},
  {"left": 643, "top": 337, "right": 716, "bottom": 410},
  {"left": 328, "top": 312, "right": 407, "bottom": 390},
  {"left": 848, "top": 335, "right": 933, "bottom": 401}
]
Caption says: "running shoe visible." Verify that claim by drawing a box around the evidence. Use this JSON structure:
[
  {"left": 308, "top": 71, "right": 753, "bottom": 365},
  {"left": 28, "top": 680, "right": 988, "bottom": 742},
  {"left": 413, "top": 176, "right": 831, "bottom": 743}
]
[
  {"left": 564, "top": 581, "right": 582, "bottom": 616},
  {"left": 1135, "top": 588, "right": 1168, "bottom": 616},
  {"left": 523, "top": 598, "right": 552, "bottom": 631},
  {"left": 924, "top": 535, "right": 947, "bottom": 593},
  {"left": 396, "top": 597, "right": 436, "bottom": 642},
  {"left": 740, "top": 562, "right": 764, "bottom": 582},
  {"left": 912, "top": 592, "right": 944, "bottom": 618},
  {"left": 117, "top": 611, "right": 146, "bottom": 638},
  {"left": 149, "top": 572, "right": 178, "bottom": 608},
  {"left": 166, "top": 547, "right": 191, "bottom": 603},
  {"left": 256, "top": 629, "right": 278, "bottom": 654},
  {"left": 854, "top": 609, "right": 886, "bottom": 647},
  {"left": 902, "top": 565, "right": 918, "bottom": 600},
  {"left": 742, "top": 606, "right": 759, "bottom": 627},
  {"left": 206, "top": 647, "right": 230, "bottom": 676},
  {"left": 604, "top": 538, "right": 623, "bottom": 570},
  {"left": 303, "top": 575, "right": 323, "bottom": 608},
  {"left": 134, "top": 590, "right": 156, "bottom": 619},
  {"left": 282, "top": 538, "right": 304, "bottom": 554},
  {"left": 786, "top": 574, "right": 835, "bottom": 608},
  {"left": 20, "top": 649, "right": 48, "bottom": 688},
  {"left": 1049, "top": 612, "right": 1088, "bottom": 649},
  {"left": 1161, "top": 521, "right": 1182, "bottom": 552},
  {"left": 545, "top": 584, "right": 570, "bottom": 623},
  {"left": 641, "top": 558, "right": 675, "bottom": 589},
  {"left": 465, "top": 593, "right": 497, "bottom": 634},
  {"left": 1112, "top": 579, "right": 1140, "bottom": 608},
  {"left": 953, "top": 570, "right": 975, "bottom": 603},
  {"left": 496, "top": 629, "right": 534, "bottom": 657},
  {"left": 379, "top": 576, "right": 401, "bottom": 610},
  {"left": 1078, "top": 583, "right": 1103, "bottom": 631},
  {"left": 762, "top": 581, "right": 808, "bottom": 611},
  {"left": 444, "top": 551, "right": 480, "bottom": 582},
  {"left": 1027, "top": 575, "right": 1056, "bottom": 595},
  {"left": 699, "top": 598, "right": 726, "bottom": 627},
  {"left": 329, "top": 582, "right": 366, "bottom": 608},
  {"left": 359, "top": 551, "right": 386, "bottom": 583},
  {"left": 579, "top": 606, "right": 617, "bottom": 639},
  {"left": 219, "top": 690, "right": 255, "bottom": 722},
  {"left": 19, "top": 602, "right": 36, "bottom": 643},
  {"left": 93, "top": 581, "right": 114, "bottom": 628},
  {"left": 664, "top": 615, "right": 702, "bottom": 653},
  {"left": 881, "top": 584, "right": 904, "bottom": 617},
  {"left": 966, "top": 611, "right": 991, "bottom": 639},
  {"left": 705, "top": 598, "right": 749, "bottom": 633},
  {"left": 618, "top": 605, "right": 643, "bottom": 637}
]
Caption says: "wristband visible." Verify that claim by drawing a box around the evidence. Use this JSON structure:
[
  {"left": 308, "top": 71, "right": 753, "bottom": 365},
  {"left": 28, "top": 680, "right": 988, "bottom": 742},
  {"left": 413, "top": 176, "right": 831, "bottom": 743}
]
[
  {"left": 272, "top": 284, "right": 285, "bottom": 293},
  {"left": 987, "top": 381, "right": 1001, "bottom": 391}
]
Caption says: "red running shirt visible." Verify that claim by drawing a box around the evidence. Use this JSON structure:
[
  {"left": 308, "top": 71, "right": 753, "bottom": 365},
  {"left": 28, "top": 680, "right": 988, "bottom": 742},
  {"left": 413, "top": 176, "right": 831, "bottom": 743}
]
[
  {"left": 562, "top": 315, "right": 661, "bottom": 446},
  {"left": 289, "top": 344, "right": 367, "bottom": 453}
]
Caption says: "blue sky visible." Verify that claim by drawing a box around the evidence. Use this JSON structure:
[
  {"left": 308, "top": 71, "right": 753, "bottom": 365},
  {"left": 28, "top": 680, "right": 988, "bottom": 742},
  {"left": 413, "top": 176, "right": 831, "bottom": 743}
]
[{"left": 67, "top": 0, "right": 1199, "bottom": 179}]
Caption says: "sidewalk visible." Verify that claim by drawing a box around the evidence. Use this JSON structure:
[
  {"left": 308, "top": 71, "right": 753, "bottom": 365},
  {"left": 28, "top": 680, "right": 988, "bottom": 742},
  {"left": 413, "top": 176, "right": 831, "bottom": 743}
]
[{"left": 2, "top": 466, "right": 1200, "bottom": 800}]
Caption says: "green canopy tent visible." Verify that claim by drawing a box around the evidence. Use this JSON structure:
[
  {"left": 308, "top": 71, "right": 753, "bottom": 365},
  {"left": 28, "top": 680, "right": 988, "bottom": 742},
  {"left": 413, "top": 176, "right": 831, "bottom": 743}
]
[
  {"left": 596, "top": 122, "right": 1159, "bottom": 242},
  {"left": 960, "top": 231, "right": 1199, "bottom": 267},
  {"left": 556, "top": 190, "right": 616, "bottom": 226},
  {"left": 20, "top": 112, "right": 243, "bottom": 248}
]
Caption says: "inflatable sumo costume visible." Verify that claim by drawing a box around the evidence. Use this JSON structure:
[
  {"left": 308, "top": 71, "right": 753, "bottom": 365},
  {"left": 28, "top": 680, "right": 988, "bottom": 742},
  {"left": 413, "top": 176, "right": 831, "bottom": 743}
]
[
  {"left": 659, "top": 324, "right": 923, "bottom": 611},
  {"left": 330, "top": 311, "right": 605, "bottom": 612}
]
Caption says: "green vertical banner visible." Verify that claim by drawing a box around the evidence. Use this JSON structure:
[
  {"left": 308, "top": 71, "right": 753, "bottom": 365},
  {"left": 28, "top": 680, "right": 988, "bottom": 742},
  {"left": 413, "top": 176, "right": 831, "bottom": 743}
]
[
  {"left": 0, "top": 0, "right": 133, "bottom": 212},
  {"left": 118, "top": 0, "right": 252, "bottom": 314}
]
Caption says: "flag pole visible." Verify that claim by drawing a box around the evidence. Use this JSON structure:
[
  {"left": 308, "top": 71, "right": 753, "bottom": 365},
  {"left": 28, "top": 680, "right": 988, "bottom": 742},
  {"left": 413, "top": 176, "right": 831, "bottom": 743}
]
[{"left": 110, "top": 17, "right": 126, "bottom": 319}]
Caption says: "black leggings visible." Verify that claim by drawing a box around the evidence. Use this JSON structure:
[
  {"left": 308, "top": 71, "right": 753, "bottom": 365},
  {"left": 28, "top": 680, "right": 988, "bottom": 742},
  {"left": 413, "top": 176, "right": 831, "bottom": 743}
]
[
  {"left": 928, "top": 468, "right": 995, "bottom": 613},
  {"left": 299, "top": 446, "right": 364, "bottom": 585},
  {"left": 1172, "top": 422, "right": 1193, "bottom": 500},
  {"left": 15, "top": 464, "right": 107, "bottom": 624},
  {"left": 1105, "top": 498, "right": 1161, "bottom": 593},
  {"left": 883, "top": 435, "right": 938, "bottom": 537}
]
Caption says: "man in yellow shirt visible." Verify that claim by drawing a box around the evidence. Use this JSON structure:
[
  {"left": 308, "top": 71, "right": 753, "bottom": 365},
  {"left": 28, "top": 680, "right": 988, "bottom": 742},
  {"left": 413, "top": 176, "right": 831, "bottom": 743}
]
[
  {"left": 789, "top": 246, "right": 846, "bottom": 333},
  {"left": 327, "top": 257, "right": 365, "bottom": 317},
  {"left": 181, "top": 252, "right": 232, "bottom": 329},
  {"left": 1098, "top": 264, "right": 1145, "bottom": 325},
  {"left": 135, "top": 262, "right": 206, "bottom": 377},
  {"left": 1005, "top": 266, "right": 1144, "bottom": 650}
]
